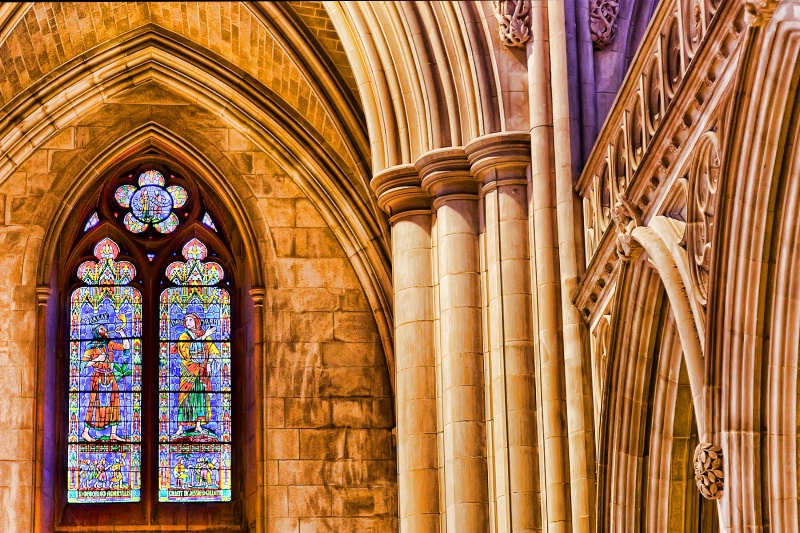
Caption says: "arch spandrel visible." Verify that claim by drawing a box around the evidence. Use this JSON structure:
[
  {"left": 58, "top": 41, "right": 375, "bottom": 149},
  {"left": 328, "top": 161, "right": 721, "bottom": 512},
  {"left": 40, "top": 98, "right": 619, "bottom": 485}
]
[{"left": 0, "top": 3, "right": 372, "bottom": 218}]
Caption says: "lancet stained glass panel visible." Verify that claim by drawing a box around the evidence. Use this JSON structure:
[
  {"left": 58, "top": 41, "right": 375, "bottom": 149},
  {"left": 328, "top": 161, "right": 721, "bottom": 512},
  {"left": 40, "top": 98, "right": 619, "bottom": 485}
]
[
  {"left": 158, "top": 238, "right": 232, "bottom": 502},
  {"left": 68, "top": 238, "right": 142, "bottom": 503}
]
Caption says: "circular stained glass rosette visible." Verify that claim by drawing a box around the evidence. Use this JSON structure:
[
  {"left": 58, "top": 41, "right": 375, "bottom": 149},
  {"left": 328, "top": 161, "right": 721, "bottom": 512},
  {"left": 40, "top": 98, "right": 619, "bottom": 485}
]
[
  {"left": 124, "top": 212, "right": 147, "bottom": 233},
  {"left": 154, "top": 213, "right": 179, "bottom": 234},
  {"left": 130, "top": 185, "right": 173, "bottom": 224}
]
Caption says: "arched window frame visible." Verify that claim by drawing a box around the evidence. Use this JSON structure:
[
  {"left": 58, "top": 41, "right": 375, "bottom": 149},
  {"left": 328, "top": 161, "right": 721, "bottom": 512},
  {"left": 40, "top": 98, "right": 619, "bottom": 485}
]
[{"left": 55, "top": 161, "right": 245, "bottom": 529}]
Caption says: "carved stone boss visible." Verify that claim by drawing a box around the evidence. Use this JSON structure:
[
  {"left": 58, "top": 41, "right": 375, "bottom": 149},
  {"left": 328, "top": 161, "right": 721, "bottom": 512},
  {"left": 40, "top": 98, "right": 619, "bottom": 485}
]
[
  {"left": 694, "top": 442, "right": 724, "bottom": 499},
  {"left": 494, "top": 0, "right": 532, "bottom": 48},
  {"left": 590, "top": 0, "right": 620, "bottom": 50}
]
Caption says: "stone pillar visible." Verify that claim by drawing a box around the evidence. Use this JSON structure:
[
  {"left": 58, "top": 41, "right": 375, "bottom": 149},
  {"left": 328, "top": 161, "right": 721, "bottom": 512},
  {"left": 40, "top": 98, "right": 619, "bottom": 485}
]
[
  {"left": 250, "top": 287, "right": 266, "bottom": 533},
  {"left": 417, "top": 149, "right": 489, "bottom": 532},
  {"left": 34, "top": 286, "right": 51, "bottom": 533},
  {"left": 548, "top": 1, "right": 598, "bottom": 530},
  {"left": 466, "top": 133, "right": 540, "bottom": 532},
  {"left": 527, "top": 1, "right": 573, "bottom": 530},
  {"left": 373, "top": 166, "right": 440, "bottom": 532}
]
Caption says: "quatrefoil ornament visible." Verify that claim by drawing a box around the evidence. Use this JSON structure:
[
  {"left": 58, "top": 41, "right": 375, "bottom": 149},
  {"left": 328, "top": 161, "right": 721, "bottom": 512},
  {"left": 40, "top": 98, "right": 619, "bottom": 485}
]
[{"left": 115, "top": 170, "right": 188, "bottom": 234}]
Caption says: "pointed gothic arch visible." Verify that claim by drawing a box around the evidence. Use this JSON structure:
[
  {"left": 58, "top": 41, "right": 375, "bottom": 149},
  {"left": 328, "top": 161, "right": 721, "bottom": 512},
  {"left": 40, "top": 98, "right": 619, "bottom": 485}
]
[{"left": 34, "top": 143, "right": 264, "bottom": 530}]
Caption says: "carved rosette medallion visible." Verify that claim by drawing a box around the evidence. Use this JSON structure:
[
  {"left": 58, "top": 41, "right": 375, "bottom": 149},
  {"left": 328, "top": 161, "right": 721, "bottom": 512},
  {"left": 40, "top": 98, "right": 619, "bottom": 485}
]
[
  {"left": 493, "top": 0, "right": 532, "bottom": 48},
  {"left": 590, "top": 0, "right": 620, "bottom": 50},
  {"left": 694, "top": 443, "right": 724, "bottom": 499},
  {"left": 685, "top": 131, "right": 719, "bottom": 307}
]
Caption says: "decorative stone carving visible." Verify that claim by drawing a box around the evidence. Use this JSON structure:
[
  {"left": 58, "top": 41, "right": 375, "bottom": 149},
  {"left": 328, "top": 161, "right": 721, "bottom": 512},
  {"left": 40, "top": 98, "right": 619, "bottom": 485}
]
[
  {"left": 590, "top": 0, "right": 620, "bottom": 50},
  {"left": 694, "top": 443, "right": 724, "bottom": 499},
  {"left": 685, "top": 131, "right": 719, "bottom": 307},
  {"left": 611, "top": 193, "right": 642, "bottom": 259},
  {"left": 744, "top": 0, "right": 779, "bottom": 26},
  {"left": 493, "top": 0, "right": 532, "bottom": 48}
]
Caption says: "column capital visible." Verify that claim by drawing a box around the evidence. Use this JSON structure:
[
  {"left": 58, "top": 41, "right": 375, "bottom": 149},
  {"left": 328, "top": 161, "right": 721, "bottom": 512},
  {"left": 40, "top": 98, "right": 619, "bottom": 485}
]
[
  {"left": 415, "top": 147, "right": 477, "bottom": 199},
  {"left": 249, "top": 287, "right": 266, "bottom": 306},
  {"left": 36, "top": 286, "right": 51, "bottom": 305},
  {"left": 372, "top": 164, "right": 432, "bottom": 217},
  {"left": 465, "top": 132, "right": 531, "bottom": 187}
]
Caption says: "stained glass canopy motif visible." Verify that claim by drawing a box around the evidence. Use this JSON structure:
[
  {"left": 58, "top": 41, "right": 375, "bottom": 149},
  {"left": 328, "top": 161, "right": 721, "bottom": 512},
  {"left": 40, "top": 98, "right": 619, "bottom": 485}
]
[
  {"left": 69, "top": 238, "right": 142, "bottom": 503},
  {"left": 159, "top": 238, "right": 231, "bottom": 502},
  {"left": 115, "top": 171, "right": 187, "bottom": 234}
]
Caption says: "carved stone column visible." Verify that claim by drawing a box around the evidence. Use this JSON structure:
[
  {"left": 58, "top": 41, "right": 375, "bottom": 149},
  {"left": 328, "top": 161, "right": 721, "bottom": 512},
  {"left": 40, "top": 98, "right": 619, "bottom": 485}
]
[
  {"left": 34, "top": 286, "right": 52, "bottom": 533},
  {"left": 418, "top": 149, "right": 489, "bottom": 532},
  {"left": 373, "top": 166, "right": 440, "bottom": 532},
  {"left": 249, "top": 287, "right": 266, "bottom": 533},
  {"left": 467, "top": 133, "right": 540, "bottom": 532},
  {"left": 526, "top": 3, "right": 574, "bottom": 530}
]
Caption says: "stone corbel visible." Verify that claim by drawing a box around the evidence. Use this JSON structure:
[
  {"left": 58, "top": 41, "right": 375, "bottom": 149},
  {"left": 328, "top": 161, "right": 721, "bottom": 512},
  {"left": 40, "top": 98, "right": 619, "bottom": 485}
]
[
  {"left": 611, "top": 193, "right": 642, "bottom": 259},
  {"left": 694, "top": 442, "right": 724, "bottom": 499},
  {"left": 590, "top": 0, "right": 620, "bottom": 50},
  {"left": 493, "top": 0, "right": 532, "bottom": 48}
]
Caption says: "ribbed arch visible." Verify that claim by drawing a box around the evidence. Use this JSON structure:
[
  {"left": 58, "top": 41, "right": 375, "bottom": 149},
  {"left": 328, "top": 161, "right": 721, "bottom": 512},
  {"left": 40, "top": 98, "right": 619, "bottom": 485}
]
[
  {"left": 708, "top": 3, "right": 800, "bottom": 528},
  {"left": 326, "top": 1, "right": 529, "bottom": 172},
  {"left": 598, "top": 252, "right": 711, "bottom": 531}
]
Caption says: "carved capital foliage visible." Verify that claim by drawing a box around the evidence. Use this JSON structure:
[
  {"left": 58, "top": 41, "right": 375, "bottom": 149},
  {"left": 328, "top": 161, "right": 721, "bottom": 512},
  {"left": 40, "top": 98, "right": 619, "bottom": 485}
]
[
  {"left": 694, "top": 443, "right": 724, "bottom": 499},
  {"left": 493, "top": 0, "right": 532, "bottom": 48},
  {"left": 744, "top": 0, "right": 779, "bottom": 26},
  {"left": 612, "top": 194, "right": 642, "bottom": 260},
  {"left": 590, "top": 0, "right": 620, "bottom": 50}
]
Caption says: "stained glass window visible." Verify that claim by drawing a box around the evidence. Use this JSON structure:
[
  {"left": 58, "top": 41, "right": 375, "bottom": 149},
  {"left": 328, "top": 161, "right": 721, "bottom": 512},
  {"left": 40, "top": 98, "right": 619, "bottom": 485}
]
[
  {"left": 159, "top": 238, "right": 231, "bottom": 502},
  {"left": 115, "top": 170, "right": 187, "bottom": 234},
  {"left": 68, "top": 238, "right": 142, "bottom": 503},
  {"left": 202, "top": 212, "right": 217, "bottom": 232},
  {"left": 84, "top": 212, "right": 99, "bottom": 232}
]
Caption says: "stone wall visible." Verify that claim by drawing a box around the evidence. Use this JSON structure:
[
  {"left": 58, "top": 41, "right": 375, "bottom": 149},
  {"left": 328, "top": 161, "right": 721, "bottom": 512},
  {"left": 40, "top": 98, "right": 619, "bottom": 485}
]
[{"left": 0, "top": 80, "right": 396, "bottom": 532}]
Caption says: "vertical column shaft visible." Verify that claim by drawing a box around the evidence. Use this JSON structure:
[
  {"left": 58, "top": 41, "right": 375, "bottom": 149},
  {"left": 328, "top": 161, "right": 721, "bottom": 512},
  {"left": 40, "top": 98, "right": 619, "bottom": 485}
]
[
  {"left": 34, "top": 287, "right": 51, "bottom": 533},
  {"left": 527, "top": 1, "right": 573, "bottom": 531},
  {"left": 468, "top": 134, "right": 540, "bottom": 533},
  {"left": 549, "top": 1, "right": 598, "bottom": 530},
  {"left": 435, "top": 193, "right": 489, "bottom": 531},
  {"left": 373, "top": 165, "right": 442, "bottom": 533},
  {"left": 416, "top": 149, "right": 490, "bottom": 532},
  {"left": 250, "top": 288, "right": 266, "bottom": 533},
  {"left": 393, "top": 210, "right": 441, "bottom": 531}
]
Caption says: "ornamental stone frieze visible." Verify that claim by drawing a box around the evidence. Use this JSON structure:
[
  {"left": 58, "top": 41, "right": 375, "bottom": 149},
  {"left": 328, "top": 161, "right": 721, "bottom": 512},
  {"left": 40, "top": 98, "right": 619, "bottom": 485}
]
[
  {"left": 590, "top": 0, "right": 620, "bottom": 50},
  {"left": 493, "top": 0, "right": 532, "bottom": 48},
  {"left": 694, "top": 442, "right": 724, "bottom": 499}
]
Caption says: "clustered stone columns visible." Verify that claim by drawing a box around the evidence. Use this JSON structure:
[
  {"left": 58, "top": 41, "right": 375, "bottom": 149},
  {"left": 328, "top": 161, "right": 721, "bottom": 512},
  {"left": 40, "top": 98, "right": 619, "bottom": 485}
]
[
  {"left": 374, "top": 135, "right": 547, "bottom": 532},
  {"left": 417, "top": 149, "right": 490, "bottom": 531},
  {"left": 467, "top": 133, "right": 540, "bottom": 531},
  {"left": 372, "top": 166, "right": 440, "bottom": 532}
]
